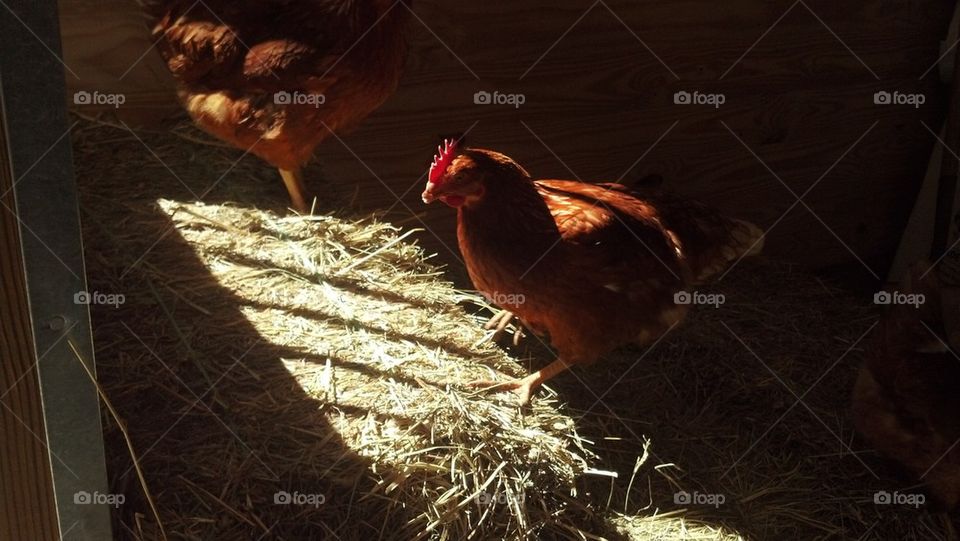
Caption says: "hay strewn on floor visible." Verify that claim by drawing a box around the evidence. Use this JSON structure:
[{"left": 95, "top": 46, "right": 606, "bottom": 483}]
[
  {"left": 96, "top": 198, "right": 599, "bottom": 540},
  {"left": 72, "top": 114, "right": 956, "bottom": 540}
]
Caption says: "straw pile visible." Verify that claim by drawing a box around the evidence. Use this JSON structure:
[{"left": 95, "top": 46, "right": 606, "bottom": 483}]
[{"left": 71, "top": 114, "right": 955, "bottom": 540}]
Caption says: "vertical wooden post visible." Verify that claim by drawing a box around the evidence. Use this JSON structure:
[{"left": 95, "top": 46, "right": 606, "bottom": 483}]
[{"left": 0, "top": 1, "right": 113, "bottom": 539}]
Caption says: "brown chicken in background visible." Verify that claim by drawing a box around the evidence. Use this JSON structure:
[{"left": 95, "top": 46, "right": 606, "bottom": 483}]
[
  {"left": 422, "top": 140, "right": 764, "bottom": 404},
  {"left": 142, "top": 0, "right": 410, "bottom": 212},
  {"left": 853, "top": 261, "right": 960, "bottom": 511}
]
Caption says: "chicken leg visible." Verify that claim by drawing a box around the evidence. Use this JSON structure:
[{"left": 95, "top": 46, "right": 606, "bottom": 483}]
[
  {"left": 279, "top": 167, "right": 311, "bottom": 213},
  {"left": 468, "top": 358, "right": 571, "bottom": 406}
]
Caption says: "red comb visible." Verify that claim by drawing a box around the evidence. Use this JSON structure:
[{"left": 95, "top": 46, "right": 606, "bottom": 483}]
[{"left": 429, "top": 138, "right": 459, "bottom": 184}]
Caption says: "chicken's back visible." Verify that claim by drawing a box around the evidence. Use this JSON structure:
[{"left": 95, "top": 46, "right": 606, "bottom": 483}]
[{"left": 596, "top": 183, "right": 764, "bottom": 282}]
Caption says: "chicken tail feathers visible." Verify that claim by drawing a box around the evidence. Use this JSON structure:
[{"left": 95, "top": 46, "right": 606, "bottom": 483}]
[
  {"left": 684, "top": 218, "right": 763, "bottom": 282},
  {"left": 643, "top": 188, "right": 765, "bottom": 282},
  {"left": 729, "top": 218, "right": 765, "bottom": 258}
]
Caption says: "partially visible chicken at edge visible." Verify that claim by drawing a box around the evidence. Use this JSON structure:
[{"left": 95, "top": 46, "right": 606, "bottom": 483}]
[
  {"left": 143, "top": 0, "right": 410, "bottom": 211},
  {"left": 853, "top": 262, "right": 960, "bottom": 511}
]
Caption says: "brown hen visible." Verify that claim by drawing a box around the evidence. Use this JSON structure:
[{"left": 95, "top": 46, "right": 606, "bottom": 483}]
[
  {"left": 422, "top": 140, "right": 764, "bottom": 404},
  {"left": 143, "top": 0, "right": 410, "bottom": 211},
  {"left": 853, "top": 261, "right": 960, "bottom": 511}
]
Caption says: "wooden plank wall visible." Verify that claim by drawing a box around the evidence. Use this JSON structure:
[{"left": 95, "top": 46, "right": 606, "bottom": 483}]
[
  {"left": 59, "top": 0, "right": 955, "bottom": 275},
  {"left": 0, "top": 85, "right": 60, "bottom": 541}
]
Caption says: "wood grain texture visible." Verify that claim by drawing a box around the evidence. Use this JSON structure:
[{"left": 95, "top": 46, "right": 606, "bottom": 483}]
[
  {"left": 316, "top": 0, "right": 954, "bottom": 275},
  {"left": 59, "top": 0, "right": 181, "bottom": 124},
  {"left": 0, "top": 92, "right": 59, "bottom": 541},
  {"left": 59, "top": 0, "right": 955, "bottom": 273}
]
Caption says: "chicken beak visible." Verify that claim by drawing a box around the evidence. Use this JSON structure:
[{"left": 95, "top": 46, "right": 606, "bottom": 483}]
[{"left": 421, "top": 182, "right": 438, "bottom": 204}]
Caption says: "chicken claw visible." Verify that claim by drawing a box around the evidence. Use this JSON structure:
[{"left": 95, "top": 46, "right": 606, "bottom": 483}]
[
  {"left": 484, "top": 309, "right": 513, "bottom": 334},
  {"left": 466, "top": 358, "right": 571, "bottom": 406},
  {"left": 467, "top": 378, "right": 536, "bottom": 406},
  {"left": 483, "top": 309, "right": 525, "bottom": 345},
  {"left": 512, "top": 326, "right": 524, "bottom": 347}
]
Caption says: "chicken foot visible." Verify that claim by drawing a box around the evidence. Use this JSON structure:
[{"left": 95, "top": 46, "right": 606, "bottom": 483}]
[
  {"left": 483, "top": 309, "right": 525, "bottom": 346},
  {"left": 279, "top": 167, "right": 311, "bottom": 213},
  {"left": 467, "top": 358, "right": 571, "bottom": 406}
]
